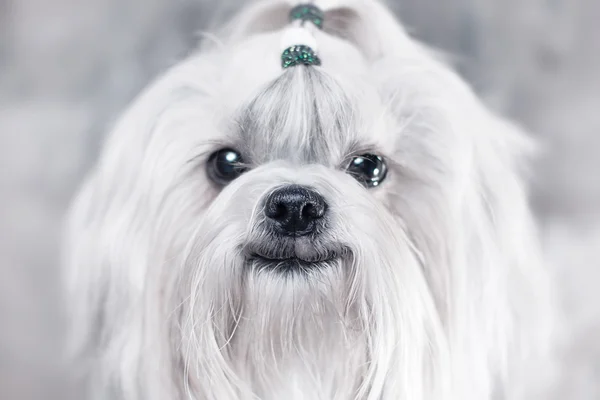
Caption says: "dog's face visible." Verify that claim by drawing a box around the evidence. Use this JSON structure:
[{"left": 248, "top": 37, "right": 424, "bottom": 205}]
[
  {"left": 160, "top": 37, "right": 447, "bottom": 397},
  {"left": 206, "top": 67, "right": 392, "bottom": 275},
  {"left": 66, "top": 2, "right": 551, "bottom": 399}
]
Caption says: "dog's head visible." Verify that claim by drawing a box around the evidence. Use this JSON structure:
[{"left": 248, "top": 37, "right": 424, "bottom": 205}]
[{"left": 65, "top": 1, "right": 552, "bottom": 399}]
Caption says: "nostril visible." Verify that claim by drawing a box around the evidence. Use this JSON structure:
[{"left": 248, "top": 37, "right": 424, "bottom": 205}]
[
  {"left": 265, "top": 196, "right": 288, "bottom": 221},
  {"left": 271, "top": 202, "right": 287, "bottom": 220},
  {"left": 302, "top": 203, "right": 315, "bottom": 220},
  {"left": 302, "top": 202, "right": 325, "bottom": 220}
]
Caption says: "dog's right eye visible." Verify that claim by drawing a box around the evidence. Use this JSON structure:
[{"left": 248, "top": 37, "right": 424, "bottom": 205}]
[{"left": 207, "top": 148, "right": 247, "bottom": 185}]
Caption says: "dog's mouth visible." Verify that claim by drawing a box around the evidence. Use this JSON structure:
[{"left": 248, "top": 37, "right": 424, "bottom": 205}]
[
  {"left": 246, "top": 249, "right": 341, "bottom": 273},
  {"left": 243, "top": 234, "right": 346, "bottom": 274}
]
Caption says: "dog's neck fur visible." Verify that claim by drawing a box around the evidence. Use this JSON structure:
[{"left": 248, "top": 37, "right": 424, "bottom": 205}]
[{"left": 228, "top": 273, "right": 367, "bottom": 399}]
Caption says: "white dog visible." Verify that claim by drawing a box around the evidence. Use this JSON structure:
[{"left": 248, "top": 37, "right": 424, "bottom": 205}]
[{"left": 64, "top": 1, "right": 555, "bottom": 399}]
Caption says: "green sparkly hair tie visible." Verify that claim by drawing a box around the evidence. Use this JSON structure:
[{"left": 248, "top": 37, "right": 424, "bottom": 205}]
[
  {"left": 281, "top": 45, "right": 322, "bottom": 68},
  {"left": 289, "top": 4, "right": 324, "bottom": 29}
]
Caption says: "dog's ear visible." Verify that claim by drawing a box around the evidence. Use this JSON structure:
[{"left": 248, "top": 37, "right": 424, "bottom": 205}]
[
  {"left": 362, "top": 9, "right": 553, "bottom": 388},
  {"left": 62, "top": 78, "right": 203, "bottom": 395}
]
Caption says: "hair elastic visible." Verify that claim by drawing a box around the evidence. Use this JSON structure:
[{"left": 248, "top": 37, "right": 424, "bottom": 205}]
[
  {"left": 281, "top": 44, "right": 322, "bottom": 68},
  {"left": 289, "top": 3, "right": 325, "bottom": 29}
]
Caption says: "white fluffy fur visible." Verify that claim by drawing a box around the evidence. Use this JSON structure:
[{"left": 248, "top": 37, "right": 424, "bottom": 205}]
[{"left": 64, "top": 0, "right": 555, "bottom": 399}]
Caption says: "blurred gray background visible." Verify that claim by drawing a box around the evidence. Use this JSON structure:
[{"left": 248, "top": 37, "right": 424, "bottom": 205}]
[{"left": 1, "top": 0, "right": 599, "bottom": 399}]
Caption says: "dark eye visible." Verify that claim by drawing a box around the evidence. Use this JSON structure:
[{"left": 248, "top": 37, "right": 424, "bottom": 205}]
[
  {"left": 207, "top": 148, "right": 247, "bottom": 185},
  {"left": 346, "top": 154, "right": 388, "bottom": 188}
]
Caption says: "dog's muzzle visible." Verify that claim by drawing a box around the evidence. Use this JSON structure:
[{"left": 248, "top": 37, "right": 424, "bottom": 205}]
[{"left": 245, "top": 185, "right": 341, "bottom": 273}]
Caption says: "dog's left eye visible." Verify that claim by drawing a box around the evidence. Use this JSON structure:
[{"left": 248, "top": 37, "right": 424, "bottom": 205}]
[
  {"left": 346, "top": 154, "right": 388, "bottom": 188},
  {"left": 207, "top": 148, "right": 247, "bottom": 185}
]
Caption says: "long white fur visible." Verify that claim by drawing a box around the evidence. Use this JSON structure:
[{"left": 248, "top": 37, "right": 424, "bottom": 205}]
[{"left": 63, "top": 0, "right": 555, "bottom": 399}]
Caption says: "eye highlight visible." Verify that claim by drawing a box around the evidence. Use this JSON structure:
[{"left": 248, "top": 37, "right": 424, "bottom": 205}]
[
  {"left": 207, "top": 148, "right": 247, "bottom": 185},
  {"left": 346, "top": 154, "right": 388, "bottom": 188}
]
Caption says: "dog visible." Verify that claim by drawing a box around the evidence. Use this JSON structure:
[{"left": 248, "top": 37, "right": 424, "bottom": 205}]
[{"left": 64, "top": 1, "right": 555, "bottom": 399}]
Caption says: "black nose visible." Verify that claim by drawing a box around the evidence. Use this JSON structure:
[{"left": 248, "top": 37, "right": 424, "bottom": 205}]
[{"left": 264, "top": 185, "right": 327, "bottom": 236}]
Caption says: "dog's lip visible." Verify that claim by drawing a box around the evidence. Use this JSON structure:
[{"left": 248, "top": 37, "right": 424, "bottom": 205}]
[{"left": 247, "top": 251, "right": 339, "bottom": 264}]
